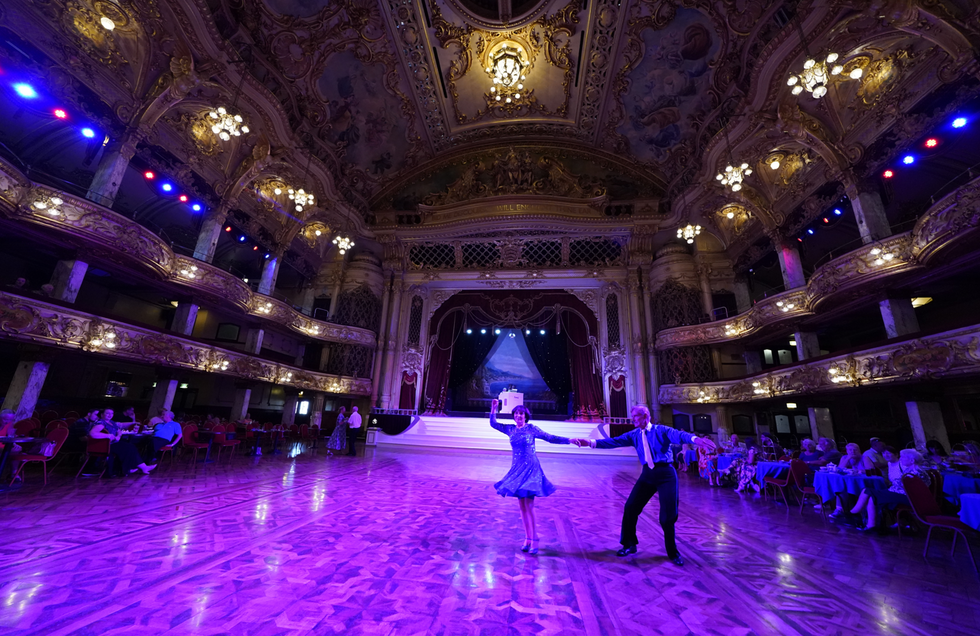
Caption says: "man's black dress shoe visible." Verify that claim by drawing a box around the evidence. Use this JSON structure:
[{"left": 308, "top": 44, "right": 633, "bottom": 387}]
[
  {"left": 616, "top": 545, "right": 638, "bottom": 557},
  {"left": 669, "top": 553, "right": 685, "bottom": 566}
]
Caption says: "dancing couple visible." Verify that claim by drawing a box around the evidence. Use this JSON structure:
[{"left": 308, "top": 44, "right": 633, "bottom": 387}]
[{"left": 490, "top": 400, "right": 715, "bottom": 564}]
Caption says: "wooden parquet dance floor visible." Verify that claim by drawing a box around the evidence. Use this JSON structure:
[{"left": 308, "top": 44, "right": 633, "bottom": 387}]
[{"left": 0, "top": 445, "right": 976, "bottom": 636}]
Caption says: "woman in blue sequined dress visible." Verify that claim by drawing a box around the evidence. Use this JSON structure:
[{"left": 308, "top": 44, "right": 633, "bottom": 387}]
[{"left": 490, "top": 398, "right": 571, "bottom": 554}]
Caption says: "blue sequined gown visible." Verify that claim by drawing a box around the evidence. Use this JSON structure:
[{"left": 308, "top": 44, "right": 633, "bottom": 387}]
[{"left": 491, "top": 412, "right": 570, "bottom": 498}]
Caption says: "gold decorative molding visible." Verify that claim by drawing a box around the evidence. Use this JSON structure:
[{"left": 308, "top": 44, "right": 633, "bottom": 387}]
[
  {"left": 0, "top": 292, "right": 370, "bottom": 396},
  {"left": 659, "top": 322, "right": 980, "bottom": 405},
  {"left": 655, "top": 173, "right": 980, "bottom": 349}
]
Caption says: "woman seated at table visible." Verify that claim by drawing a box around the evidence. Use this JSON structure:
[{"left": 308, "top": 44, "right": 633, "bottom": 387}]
[
  {"left": 799, "top": 438, "right": 824, "bottom": 464},
  {"left": 811, "top": 438, "right": 842, "bottom": 467},
  {"left": 698, "top": 443, "right": 721, "bottom": 486},
  {"left": 734, "top": 439, "right": 763, "bottom": 493},
  {"left": 923, "top": 440, "right": 949, "bottom": 468},
  {"left": 827, "top": 443, "right": 868, "bottom": 519},
  {"left": 88, "top": 409, "right": 156, "bottom": 476},
  {"left": 723, "top": 434, "right": 745, "bottom": 453},
  {"left": 849, "top": 448, "right": 930, "bottom": 532}
]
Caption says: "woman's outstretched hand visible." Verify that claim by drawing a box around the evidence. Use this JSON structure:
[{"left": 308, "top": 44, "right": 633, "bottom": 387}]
[
  {"left": 570, "top": 438, "right": 591, "bottom": 447},
  {"left": 694, "top": 437, "right": 717, "bottom": 451}
]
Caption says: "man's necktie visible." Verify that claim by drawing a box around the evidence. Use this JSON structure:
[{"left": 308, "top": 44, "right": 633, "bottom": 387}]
[{"left": 642, "top": 428, "right": 655, "bottom": 468}]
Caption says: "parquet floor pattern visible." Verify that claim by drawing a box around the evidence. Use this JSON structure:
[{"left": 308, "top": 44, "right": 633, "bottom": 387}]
[{"left": 0, "top": 446, "right": 976, "bottom": 636}]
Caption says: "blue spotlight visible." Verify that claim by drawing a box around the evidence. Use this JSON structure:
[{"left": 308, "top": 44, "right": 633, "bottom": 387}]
[
  {"left": 13, "top": 83, "right": 37, "bottom": 99},
  {"left": 191, "top": 203, "right": 202, "bottom": 212},
  {"left": 952, "top": 117, "right": 967, "bottom": 129},
  {"left": 466, "top": 328, "right": 472, "bottom": 335},
  {"left": 833, "top": 208, "right": 842, "bottom": 216},
  {"left": 81, "top": 127, "right": 96, "bottom": 139},
  {"left": 264, "top": 253, "right": 270, "bottom": 259},
  {"left": 807, "top": 228, "right": 814, "bottom": 235},
  {"left": 902, "top": 155, "right": 915, "bottom": 165},
  {"left": 539, "top": 329, "right": 546, "bottom": 335},
  {"left": 161, "top": 182, "right": 173, "bottom": 192},
  {"left": 238, "top": 235, "right": 247, "bottom": 243},
  {"left": 480, "top": 328, "right": 486, "bottom": 334}
]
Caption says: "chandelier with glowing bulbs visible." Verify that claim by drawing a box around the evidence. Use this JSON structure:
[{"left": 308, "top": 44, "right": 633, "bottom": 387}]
[
  {"left": 332, "top": 234, "right": 354, "bottom": 254},
  {"left": 787, "top": 16, "right": 862, "bottom": 99},
  {"left": 288, "top": 187, "right": 313, "bottom": 212},
  {"left": 677, "top": 224, "right": 701, "bottom": 244},
  {"left": 486, "top": 41, "right": 528, "bottom": 105},
  {"left": 208, "top": 106, "right": 249, "bottom": 140},
  {"left": 717, "top": 162, "right": 752, "bottom": 192}
]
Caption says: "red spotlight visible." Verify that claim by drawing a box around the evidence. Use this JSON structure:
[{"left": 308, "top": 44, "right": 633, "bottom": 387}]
[
  {"left": 144, "top": 171, "right": 155, "bottom": 179},
  {"left": 178, "top": 194, "right": 188, "bottom": 202},
  {"left": 53, "top": 108, "right": 67, "bottom": 119},
  {"left": 925, "top": 138, "right": 938, "bottom": 148},
  {"left": 883, "top": 169, "right": 894, "bottom": 179},
  {"left": 797, "top": 238, "right": 803, "bottom": 242},
  {"left": 253, "top": 245, "right": 259, "bottom": 251},
  {"left": 225, "top": 226, "right": 232, "bottom": 232}
]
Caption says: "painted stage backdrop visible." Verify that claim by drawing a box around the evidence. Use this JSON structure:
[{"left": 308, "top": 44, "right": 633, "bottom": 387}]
[{"left": 459, "top": 333, "right": 556, "bottom": 410}]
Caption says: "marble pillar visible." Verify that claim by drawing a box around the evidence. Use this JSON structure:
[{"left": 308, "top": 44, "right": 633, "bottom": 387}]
[
  {"left": 380, "top": 280, "right": 404, "bottom": 408},
  {"left": 294, "top": 344, "right": 306, "bottom": 368},
  {"left": 626, "top": 271, "right": 648, "bottom": 407},
  {"left": 49, "top": 260, "right": 89, "bottom": 303},
  {"left": 245, "top": 328, "right": 265, "bottom": 355},
  {"left": 193, "top": 205, "right": 230, "bottom": 264},
  {"left": 794, "top": 331, "right": 821, "bottom": 361},
  {"left": 734, "top": 276, "right": 751, "bottom": 314},
  {"left": 846, "top": 185, "right": 891, "bottom": 244},
  {"left": 231, "top": 387, "right": 252, "bottom": 422},
  {"left": 171, "top": 302, "right": 199, "bottom": 336},
  {"left": 258, "top": 255, "right": 281, "bottom": 296},
  {"left": 148, "top": 378, "right": 179, "bottom": 417},
  {"left": 905, "top": 401, "right": 951, "bottom": 451},
  {"left": 697, "top": 266, "right": 714, "bottom": 317},
  {"left": 879, "top": 297, "right": 920, "bottom": 339},
  {"left": 776, "top": 240, "right": 807, "bottom": 289},
  {"left": 743, "top": 350, "right": 763, "bottom": 374},
  {"left": 371, "top": 278, "right": 393, "bottom": 406},
  {"left": 807, "top": 406, "right": 834, "bottom": 441},
  {"left": 715, "top": 405, "right": 729, "bottom": 441},
  {"left": 641, "top": 273, "right": 660, "bottom": 421},
  {"left": 310, "top": 393, "right": 325, "bottom": 428},
  {"left": 1, "top": 360, "right": 50, "bottom": 421},
  {"left": 86, "top": 131, "right": 142, "bottom": 207},
  {"left": 282, "top": 395, "right": 298, "bottom": 426}
]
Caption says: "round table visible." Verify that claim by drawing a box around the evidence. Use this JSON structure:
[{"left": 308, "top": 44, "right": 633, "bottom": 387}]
[
  {"left": 683, "top": 449, "right": 698, "bottom": 465},
  {"left": 717, "top": 453, "right": 742, "bottom": 472},
  {"left": 813, "top": 471, "right": 887, "bottom": 504},
  {"left": 942, "top": 473, "right": 980, "bottom": 506},
  {"left": 756, "top": 461, "right": 790, "bottom": 484},
  {"left": 958, "top": 493, "right": 980, "bottom": 531}
]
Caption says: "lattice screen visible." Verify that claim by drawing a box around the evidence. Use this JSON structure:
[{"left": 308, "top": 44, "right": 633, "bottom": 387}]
[
  {"left": 333, "top": 285, "right": 382, "bottom": 333},
  {"left": 324, "top": 343, "right": 373, "bottom": 378},
  {"left": 522, "top": 240, "right": 563, "bottom": 267},
  {"left": 650, "top": 279, "right": 705, "bottom": 333},
  {"left": 462, "top": 243, "right": 500, "bottom": 268},
  {"left": 409, "top": 243, "right": 455, "bottom": 269},
  {"left": 605, "top": 294, "right": 621, "bottom": 348},
  {"left": 658, "top": 346, "right": 715, "bottom": 384},
  {"left": 407, "top": 295, "right": 424, "bottom": 346},
  {"left": 569, "top": 239, "right": 622, "bottom": 266}
]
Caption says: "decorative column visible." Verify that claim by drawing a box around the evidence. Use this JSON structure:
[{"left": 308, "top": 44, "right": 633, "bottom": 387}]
[
  {"left": 379, "top": 278, "right": 404, "bottom": 408},
  {"left": 230, "top": 384, "right": 252, "bottom": 422},
  {"left": 294, "top": 344, "right": 306, "bottom": 367},
  {"left": 733, "top": 275, "right": 752, "bottom": 314},
  {"left": 370, "top": 275, "right": 394, "bottom": 406},
  {"left": 793, "top": 330, "right": 821, "bottom": 361},
  {"left": 905, "top": 402, "right": 950, "bottom": 451},
  {"left": 696, "top": 264, "right": 714, "bottom": 317},
  {"left": 774, "top": 237, "right": 807, "bottom": 289},
  {"left": 1, "top": 356, "right": 51, "bottom": 421},
  {"left": 193, "top": 203, "right": 230, "bottom": 263},
  {"left": 714, "top": 405, "right": 729, "bottom": 439},
  {"left": 171, "top": 302, "right": 199, "bottom": 336},
  {"left": 807, "top": 406, "right": 834, "bottom": 441},
  {"left": 281, "top": 394, "right": 298, "bottom": 426},
  {"left": 86, "top": 128, "right": 144, "bottom": 207},
  {"left": 258, "top": 253, "right": 282, "bottom": 296},
  {"left": 845, "top": 183, "right": 891, "bottom": 244},
  {"left": 148, "top": 376, "right": 179, "bottom": 416},
  {"left": 879, "top": 296, "right": 919, "bottom": 339},
  {"left": 641, "top": 269, "right": 660, "bottom": 420},
  {"left": 310, "top": 393, "right": 325, "bottom": 428},
  {"left": 49, "top": 259, "right": 89, "bottom": 303},
  {"left": 385, "top": 283, "right": 415, "bottom": 409},
  {"left": 626, "top": 269, "right": 648, "bottom": 407},
  {"left": 326, "top": 258, "right": 347, "bottom": 319}
]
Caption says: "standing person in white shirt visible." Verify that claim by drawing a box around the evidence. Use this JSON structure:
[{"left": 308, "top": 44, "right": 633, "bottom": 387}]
[{"left": 345, "top": 406, "right": 362, "bottom": 456}]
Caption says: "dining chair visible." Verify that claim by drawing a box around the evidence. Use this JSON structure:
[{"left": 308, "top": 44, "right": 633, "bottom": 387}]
[
  {"left": 10, "top": 428, "right": 69, "bottom": 485},
  {"left": 790, "top": 459, "right": 825, "bottom": 520},
  {"left": 903, "top": 475, "right": 978, "bottom": 576}
]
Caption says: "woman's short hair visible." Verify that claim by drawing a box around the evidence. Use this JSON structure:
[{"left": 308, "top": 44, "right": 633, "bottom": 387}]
[
  {"left": 925, "top": 439, "right": 948, "bottom": 456},
  {"left": 882, "top": 445, "right": 898, "bottom": 456},
  {"left": 900, "top": 448, "right": 923, "bottom": 464},
  {"left": 512, "top": 405, "right": 531, "bottom": 421},
  {"left": 801, "top": 438, "right": 815, "bottom": 449}
]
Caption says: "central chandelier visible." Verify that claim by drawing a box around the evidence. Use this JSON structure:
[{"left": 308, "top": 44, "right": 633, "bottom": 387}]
[
  {"left": 677, "top": 224, "right": 702, "bottom": 244},
  {"left": 288, "top": 187, "right": 313, "bottom": 212},
  {"left": 486, "top": 41, "right": 528, "bottom": 104},
  {"left": 209, "top": 61, "right": 250, "bottom": 141},
  {"left": 787, "top": 16, "right": 862, "bottom": 99},
  {"left": 717, "top": 162, "right": 751, "bottom": 191},
  {"left": 333, "top": 204, "right": 356, "bottom": 255}
]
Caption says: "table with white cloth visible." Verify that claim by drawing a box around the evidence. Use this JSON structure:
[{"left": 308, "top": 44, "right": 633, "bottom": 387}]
[
  {"left": 813, "top": 471, "right": 887, "bottom": 504},
  {"left": 756, "top": 461, "right": 791, "bottom": 484},
  {"left": 942, "top": 472, "right": 980, "bottom": 506},
  {"left": 958, "top": 493, "right": 980, "bottom": 531}
]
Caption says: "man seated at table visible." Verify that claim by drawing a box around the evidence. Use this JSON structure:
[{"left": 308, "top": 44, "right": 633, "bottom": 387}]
[
  {"left": 150, "top": 410, "right": 182, "bottom": 463},
  {"left": 862, "top": 437, "right": 888, "bottom": 473},
  {"left": 148, "top": 408, "right": 166, "bottom": 426},
  {"left": 810, "top": 438, "right": 842, "bottom": 467},
  {"left": 66, "top": 409, "right": 101, "bottom": 454},
  {"left": 723, "top": 433, "right": 746, "bottom": 453},
  {"left": 116, "top": 407, "right": 140, "bottom": 430}
]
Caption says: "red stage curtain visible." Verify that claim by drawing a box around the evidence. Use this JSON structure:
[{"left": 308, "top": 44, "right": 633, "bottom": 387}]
[
  {"left": 422, "top": 312, "right": 462, "bottom": 414},
  {"left": 399, "top": 372, "right": 417, "bottom": 410},
  {"left": 565, "top": 311, "right": 604, "bottom": 420},
  {"left": 609, "top": 375, "right": 627, "bottom": 418}
]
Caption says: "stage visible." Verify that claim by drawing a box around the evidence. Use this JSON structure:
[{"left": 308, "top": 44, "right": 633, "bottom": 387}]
[{"left": 376, "top": 414, "right": 634, "bottom": 456}]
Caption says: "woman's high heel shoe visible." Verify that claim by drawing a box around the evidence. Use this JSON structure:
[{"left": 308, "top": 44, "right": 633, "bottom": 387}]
[
  {"left": 527, "top": 539, "right": 539, "bottom": 555},
  {"left": 521, "top": 539, "right": 531, "bottom": 552}
]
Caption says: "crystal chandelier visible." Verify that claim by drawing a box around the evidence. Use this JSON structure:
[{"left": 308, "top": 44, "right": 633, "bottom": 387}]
[
  {"left": 717, "top": 162, "right": 751, "bottom": 192},
  {"left": 486, "top": 41, "right": 528, "bottom": 104},
  {"left": 677, "top": 224, "right": 701, "bottom": 244},
  {"left": 787, "top": 16, "right": 862, "bottom": 99},
  {"left": 208, "top": 106, "right": 249, "bottom": 141},
  {"left": 332, "top": 234, "right": 354, "bottom": 255},
  {"left": 287, "top": 187, "right": 313, "bottom": 212}
]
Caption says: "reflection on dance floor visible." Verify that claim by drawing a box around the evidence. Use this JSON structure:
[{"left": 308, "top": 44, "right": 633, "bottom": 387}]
[{"left": 0, "top": 447, "right": 976, "bottom": 635}]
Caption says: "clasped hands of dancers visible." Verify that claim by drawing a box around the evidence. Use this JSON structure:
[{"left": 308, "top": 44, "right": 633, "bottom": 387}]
[{"left": 490, "top": 399, "right": 715, "bottom": 565}]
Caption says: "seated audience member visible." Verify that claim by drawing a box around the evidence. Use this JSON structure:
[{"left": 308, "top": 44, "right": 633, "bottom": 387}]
[
  {"left": 7, "top": 277, "right": 28, "bottom": 290},
  {"left": 838, "top": 443, "right": 865, "bottom": 471},
  {"left": 923, "top": 440, "right": 949, "bottom": 467},
  {"left": 117, "top": 407, "right": 139, "bottom": 429},
  {"left": 734, "top": 439, "right": 762, "bottom": 494},
  {"left": 812, "top": 438, "right": 842, "bottom": 466},
  {"left": 88, "top": 409, "right": 156, "bottom": 476},
  {"left": 799, "top": 438, "right": 824, "bottom": 464},
  {"left": 862, "top": 437, "right": 888, "bottom": 472},
  {"left": 850, "top": 448, "right": 930, "bottom": 531},
  {"left": 150, "top": 410, "right": 182, "bottom": 462},
  {"left": 698, "top": 443, "right": 721, "bottom": 487},
  {"left": 148, "top": 408, "right": 166, "bottom": 426},
  {"left": 0, "top": 409, "right": 14, "bottom": 437}
]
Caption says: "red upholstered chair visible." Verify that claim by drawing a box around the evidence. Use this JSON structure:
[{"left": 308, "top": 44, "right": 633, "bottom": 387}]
[
  {"left": 44, "top": 420, "right": 67, "bottom": 435},
  {"left": 790, "top": 460, "right": 826, "bottom": 520},
  {"left": 75, "top": 437, "right": 111, "bottom": 479},
  {"left": 212, "top": 424, "right": 240, "bottom": 462},
  {"left": 896, "top": 469, "right": 945, "bottom": 538},
  {"left": 13, "top": 419, "right": 37, "bottom": 436},
  {"left": 40, "top": 410, "right": 59, "bottom": 424},
  {"left": 764, "top": 464, "right": 795, "bottom": 506},
  {"left": 156, "top": 432, "right": 181, "bottom": 468},
  {"left": 299, "top": 425, "right": 315, "bottom": 449},
  {"left": 181, "top": 423, "right": 210, "bottom": 463},
  {"left": 11, "top": 428, "right": 69, "bottom": 485},
  {"left": 64, "top": 411, "right": 79, "bottom": 419},
  {"left": 903, "top": 475, "right": 978, "bottom": 576}
]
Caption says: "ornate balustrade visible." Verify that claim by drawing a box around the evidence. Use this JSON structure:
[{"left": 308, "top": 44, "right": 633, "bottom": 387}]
[
  {"left": 659, "top": 322, "right": 980, "bottom": 405},
  {"left": 0, "top": 160, "right": 375, "bottom": 348},
  {"left": 0, "top": 291, "right": 371, "bottom": 396},
  {"left": 655, "top": 175, "right": 980, "bottom": 350}
]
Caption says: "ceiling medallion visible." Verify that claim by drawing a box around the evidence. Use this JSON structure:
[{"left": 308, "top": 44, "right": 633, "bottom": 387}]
[
  {"left": 486, "top": 41, "right": 528, "bottom": 104},
  {"left": 677, "top": 224, "right": 701, "bottom": 244}
]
